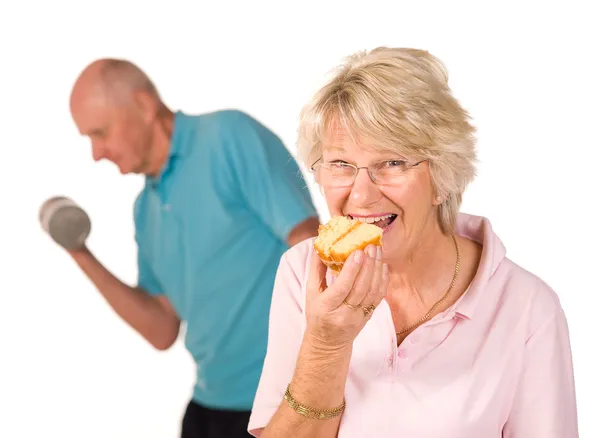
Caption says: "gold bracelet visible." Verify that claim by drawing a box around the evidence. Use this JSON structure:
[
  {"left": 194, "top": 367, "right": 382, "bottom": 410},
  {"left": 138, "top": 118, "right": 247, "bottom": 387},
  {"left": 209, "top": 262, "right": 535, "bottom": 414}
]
[{"left": 284, "top": 384, "right": 345, "bottom": 420}]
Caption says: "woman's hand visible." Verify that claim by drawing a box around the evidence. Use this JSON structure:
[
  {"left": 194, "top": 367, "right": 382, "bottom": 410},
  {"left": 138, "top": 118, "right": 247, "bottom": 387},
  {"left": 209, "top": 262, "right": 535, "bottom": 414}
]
[{"left": 305, "top": 245, "right": 389, "bottom": 351}]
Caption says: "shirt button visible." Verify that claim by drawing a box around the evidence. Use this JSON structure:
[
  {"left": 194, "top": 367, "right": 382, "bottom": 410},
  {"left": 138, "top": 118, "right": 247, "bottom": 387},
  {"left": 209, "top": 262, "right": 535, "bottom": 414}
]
[
  {"left": 397, "top": 349, "right": 407, "bottom": 358},
  {"left": 387, "top": 356, "right": 394, "bottom": 365}
]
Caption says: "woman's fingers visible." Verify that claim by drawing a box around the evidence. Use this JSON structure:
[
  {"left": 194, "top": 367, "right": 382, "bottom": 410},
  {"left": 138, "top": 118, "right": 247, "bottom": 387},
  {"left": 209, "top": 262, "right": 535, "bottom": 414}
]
[
  {"left": 304, "top": 244, "right": 389, "bottom": 349},
  {"left": 360, "top": 246, "right": 384, "bottom": 308},
  {"left": 311, "top": 244, "right": 388, "bottom": 316},
  {"left": 321, "top": 249, "right": 365, "bottom": 308},
  {"left": 338, "top": 245, "right": 377, "bottom": 308}
]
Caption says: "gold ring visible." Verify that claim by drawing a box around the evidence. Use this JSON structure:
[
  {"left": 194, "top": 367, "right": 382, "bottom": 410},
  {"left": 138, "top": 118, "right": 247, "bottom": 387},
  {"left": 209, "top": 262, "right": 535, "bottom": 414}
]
[
  {"left": 361, "top": 304, "right": 376, "bottom": 317},
  {"left": 343, "top": 299, "right": 361, "bottom": 310}
]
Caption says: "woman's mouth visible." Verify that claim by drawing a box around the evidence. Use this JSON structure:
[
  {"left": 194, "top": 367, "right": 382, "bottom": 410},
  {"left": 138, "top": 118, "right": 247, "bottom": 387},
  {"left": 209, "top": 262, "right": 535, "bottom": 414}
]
[{"left": 348, "top": 214, "right": 398, "bottom": 229}]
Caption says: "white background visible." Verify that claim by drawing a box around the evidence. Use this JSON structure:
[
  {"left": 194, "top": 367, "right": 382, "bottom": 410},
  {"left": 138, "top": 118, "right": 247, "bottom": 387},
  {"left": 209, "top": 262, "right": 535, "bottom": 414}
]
[{"left": 1, "top": 1, "right": 598, "bottom": 437}]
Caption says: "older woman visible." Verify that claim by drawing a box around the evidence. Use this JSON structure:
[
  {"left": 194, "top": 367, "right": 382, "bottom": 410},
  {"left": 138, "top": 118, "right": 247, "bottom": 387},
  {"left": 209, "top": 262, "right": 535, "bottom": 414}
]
[{"left": 247, "top": 47, "right": 578, "bottom": 437}]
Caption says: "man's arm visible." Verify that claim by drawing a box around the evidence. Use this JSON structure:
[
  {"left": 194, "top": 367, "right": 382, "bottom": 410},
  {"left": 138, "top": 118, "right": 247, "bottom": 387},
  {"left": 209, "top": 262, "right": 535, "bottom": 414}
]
[
  {"left": 286, "top": 216, "right": 320, "bottom": 247},
  {"left": 223, "top": 111, "right": 320, "bottom": 246},
  {"left": 69, "top": 247, "right": 181, "bottom": 350}
]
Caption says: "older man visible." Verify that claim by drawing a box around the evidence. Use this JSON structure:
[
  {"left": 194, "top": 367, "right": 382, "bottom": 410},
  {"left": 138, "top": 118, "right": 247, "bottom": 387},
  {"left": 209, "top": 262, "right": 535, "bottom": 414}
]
[{"left": 66, "top": 59, "right": 320, "bottom": 438}]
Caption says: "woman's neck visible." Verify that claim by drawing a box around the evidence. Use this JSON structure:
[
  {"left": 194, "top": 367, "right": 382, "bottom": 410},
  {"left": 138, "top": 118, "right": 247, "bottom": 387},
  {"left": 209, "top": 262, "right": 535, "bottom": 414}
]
[{"left": 386, "top": 227, "right": 459, "bottom": 308}]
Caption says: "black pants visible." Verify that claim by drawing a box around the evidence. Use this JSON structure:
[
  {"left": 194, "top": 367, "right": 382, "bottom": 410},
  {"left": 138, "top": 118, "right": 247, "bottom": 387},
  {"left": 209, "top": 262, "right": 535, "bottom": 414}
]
[{"left": 181, "top": 399, "right": 253, "bottom": 438}]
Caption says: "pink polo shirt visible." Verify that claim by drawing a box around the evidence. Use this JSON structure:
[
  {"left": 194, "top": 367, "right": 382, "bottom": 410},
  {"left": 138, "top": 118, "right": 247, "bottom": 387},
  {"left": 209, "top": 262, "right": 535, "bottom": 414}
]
[{"left": 248, "top": 213, "right": 578, "bottom": 437}]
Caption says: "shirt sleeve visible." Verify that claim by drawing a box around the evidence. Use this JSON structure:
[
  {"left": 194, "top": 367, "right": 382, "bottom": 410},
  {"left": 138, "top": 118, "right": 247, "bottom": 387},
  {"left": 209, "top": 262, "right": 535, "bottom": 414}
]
[
  {"left": 133, "top": 195, "right": 164, "bottom": 297},
  {"left": 502, "top": 308, "right": 579, "bottom": 437},
  {"left": 222, "top": 110, "right": 318, "bottom": 243},
  {"left": 248, "top": 250, "right": 307, "bottom": 437},
  {"left": 136, "top": 245, "right": 164, "bottom": 296}
]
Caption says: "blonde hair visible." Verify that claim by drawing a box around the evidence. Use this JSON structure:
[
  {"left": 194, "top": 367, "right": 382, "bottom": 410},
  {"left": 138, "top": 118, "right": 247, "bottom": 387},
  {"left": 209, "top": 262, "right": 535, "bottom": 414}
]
[{"left": 297, "top": 47, "right": 477, "bottom": 234}]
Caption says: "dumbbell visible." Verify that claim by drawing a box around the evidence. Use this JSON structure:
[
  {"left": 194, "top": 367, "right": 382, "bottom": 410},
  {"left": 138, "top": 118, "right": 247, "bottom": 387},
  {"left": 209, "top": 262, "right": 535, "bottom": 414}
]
[{"left": 39, "top": 196, "right": 91, "bottom": 250}]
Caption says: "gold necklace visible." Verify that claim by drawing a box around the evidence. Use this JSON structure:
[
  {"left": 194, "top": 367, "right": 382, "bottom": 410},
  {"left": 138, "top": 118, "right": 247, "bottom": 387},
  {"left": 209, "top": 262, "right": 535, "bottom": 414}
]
[{"left": 396, "top": 234, "right": 460, "bottom": 336}]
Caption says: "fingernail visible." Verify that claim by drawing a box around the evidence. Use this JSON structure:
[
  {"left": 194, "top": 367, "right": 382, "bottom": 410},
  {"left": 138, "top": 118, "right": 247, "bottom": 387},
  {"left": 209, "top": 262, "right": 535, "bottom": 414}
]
[
  {"left": 368, "top": 246, "right": 376, "bottom": 258},
  {"left": 376, "top": 246, "right": 382, "bottom": 260},
  {"left": 354, "top": 251, "right": 363, "bottom": 263}
]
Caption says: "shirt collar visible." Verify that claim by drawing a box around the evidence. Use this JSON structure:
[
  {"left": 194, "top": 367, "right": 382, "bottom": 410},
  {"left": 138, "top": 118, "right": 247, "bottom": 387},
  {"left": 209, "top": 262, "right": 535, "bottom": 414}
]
[
  {"left": 168, "top": 110, "right": 190, "bottom": 158},
  {"left": 147, "top": 110, "right": 190, "bottom": 186},
  {"left": 449, "top": 213, "right": 507, "bottom": 320}
]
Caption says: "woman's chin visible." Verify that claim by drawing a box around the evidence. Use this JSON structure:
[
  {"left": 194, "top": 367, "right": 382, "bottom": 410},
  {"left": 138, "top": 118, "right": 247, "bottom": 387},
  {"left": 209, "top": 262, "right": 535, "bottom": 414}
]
[{"left": 381, "top": 223, "right": 404, "bottom": 257}]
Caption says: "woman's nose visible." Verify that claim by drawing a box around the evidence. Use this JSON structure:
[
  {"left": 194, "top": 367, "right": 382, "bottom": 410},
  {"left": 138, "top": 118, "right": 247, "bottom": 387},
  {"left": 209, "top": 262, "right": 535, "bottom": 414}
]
[{"left": 349, "top": 169, "right": 380, "bottom": 206}]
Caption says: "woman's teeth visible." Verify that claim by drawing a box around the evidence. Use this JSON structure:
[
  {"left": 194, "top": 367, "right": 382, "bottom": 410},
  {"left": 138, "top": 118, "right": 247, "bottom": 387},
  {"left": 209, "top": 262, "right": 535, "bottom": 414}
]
[
  {"left": 358, "top": 214, "right": 393, "bottom": 224},
  {"left": 349, "top": 214, "right": 397, "bottom": 226}
]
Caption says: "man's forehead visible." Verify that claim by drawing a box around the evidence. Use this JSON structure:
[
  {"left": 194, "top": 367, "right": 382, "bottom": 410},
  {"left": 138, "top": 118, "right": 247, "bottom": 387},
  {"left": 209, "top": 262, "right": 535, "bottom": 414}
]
[
  {"left": 70, "top": 87, "right": 113, "bottom": 131},
  {"left": 72, "top": 99, "right": 111, "bottom": 135}
]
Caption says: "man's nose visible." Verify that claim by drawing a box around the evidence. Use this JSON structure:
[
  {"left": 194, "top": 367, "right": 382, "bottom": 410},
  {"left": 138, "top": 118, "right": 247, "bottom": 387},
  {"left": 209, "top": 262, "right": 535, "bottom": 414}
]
[{"left": 91, "top": 142, "right": 106, "bottom": 162}]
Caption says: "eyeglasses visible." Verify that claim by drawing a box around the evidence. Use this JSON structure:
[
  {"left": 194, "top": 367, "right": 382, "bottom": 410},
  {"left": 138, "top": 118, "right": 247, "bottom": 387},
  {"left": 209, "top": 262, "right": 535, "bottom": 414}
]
[{"left": 310, "top": 158, "right": 426, "bottom": 188}]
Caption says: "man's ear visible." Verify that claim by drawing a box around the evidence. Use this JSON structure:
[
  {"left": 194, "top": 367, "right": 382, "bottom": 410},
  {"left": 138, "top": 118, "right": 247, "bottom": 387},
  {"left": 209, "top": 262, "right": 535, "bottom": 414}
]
[{"left": 133, "top": 90, "right": 159, "bottom": 123}]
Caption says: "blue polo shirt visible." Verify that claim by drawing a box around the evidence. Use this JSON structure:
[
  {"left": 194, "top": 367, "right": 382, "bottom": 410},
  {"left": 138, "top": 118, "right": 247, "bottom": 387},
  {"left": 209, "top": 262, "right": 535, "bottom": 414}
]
[{"left": 133, "top": 109, "right": 317, "bottom": 410}]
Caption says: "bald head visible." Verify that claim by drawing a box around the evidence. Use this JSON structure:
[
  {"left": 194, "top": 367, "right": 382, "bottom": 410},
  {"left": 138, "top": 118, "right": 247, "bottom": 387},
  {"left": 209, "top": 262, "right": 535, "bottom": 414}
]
[
  {"left": 69, "top": 58, "right": 172, "bottom": 176},
  {"left": 70, "top": 58, "right": 160, "bottom": 111}
]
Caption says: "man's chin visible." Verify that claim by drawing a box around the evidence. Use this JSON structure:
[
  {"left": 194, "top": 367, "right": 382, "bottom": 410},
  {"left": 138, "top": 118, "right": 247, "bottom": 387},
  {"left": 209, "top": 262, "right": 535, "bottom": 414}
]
[
  {"left": 115, "top": 160, "right": 149, "bottom": 176},
  {"left": 117, "top": 163, "right": 139, "bottom": 175},
  {"left": 116, "top": 164, "right": 136, "bottom": 176}
]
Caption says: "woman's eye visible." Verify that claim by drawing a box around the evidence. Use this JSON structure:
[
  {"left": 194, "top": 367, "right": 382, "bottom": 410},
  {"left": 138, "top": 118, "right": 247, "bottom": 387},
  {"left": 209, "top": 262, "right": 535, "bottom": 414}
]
[
  {"left": 384, "top": 160, "right": 406, "bottom": 167},
  {"left": 329, "top": 160, "right": 349, "bottom": 167}
]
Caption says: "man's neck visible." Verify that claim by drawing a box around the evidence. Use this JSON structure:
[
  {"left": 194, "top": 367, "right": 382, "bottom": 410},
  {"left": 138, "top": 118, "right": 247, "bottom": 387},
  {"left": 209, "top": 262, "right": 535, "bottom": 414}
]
[{"left": 147, "top": 106, "right": 175, "bottom": 178}]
